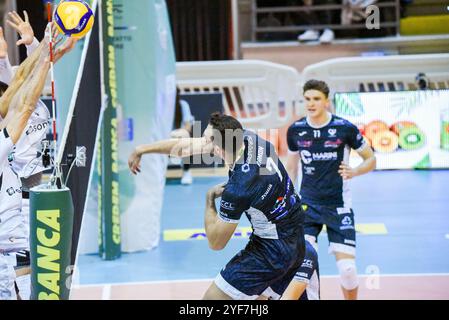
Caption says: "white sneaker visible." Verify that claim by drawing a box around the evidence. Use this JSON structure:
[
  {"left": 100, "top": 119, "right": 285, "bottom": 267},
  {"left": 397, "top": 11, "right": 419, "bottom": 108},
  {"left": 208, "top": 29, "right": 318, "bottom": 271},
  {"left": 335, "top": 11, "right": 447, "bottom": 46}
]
[
  {"left": 319, "top": 29, "right": 335, "bottom": 44},
  {"left": 298, "top": 29, "right": 319, "bottom": 42},
  {"left": 181, "top": 170, "right": 193, "bottom": 185}
]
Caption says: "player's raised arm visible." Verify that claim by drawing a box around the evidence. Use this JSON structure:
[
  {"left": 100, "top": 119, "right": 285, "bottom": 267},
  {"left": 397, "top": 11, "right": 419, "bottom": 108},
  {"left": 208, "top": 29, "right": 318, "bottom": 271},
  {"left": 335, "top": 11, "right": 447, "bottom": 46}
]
[{"left": 128, "top": 137, "right": 212, "bottom": 175}]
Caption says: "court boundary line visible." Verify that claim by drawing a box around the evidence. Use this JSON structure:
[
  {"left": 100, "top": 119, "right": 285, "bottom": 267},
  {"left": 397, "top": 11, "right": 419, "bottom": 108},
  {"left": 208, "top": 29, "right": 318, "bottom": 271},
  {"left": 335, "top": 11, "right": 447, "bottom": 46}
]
[{"left": 71, "top": 272, "right": 449, "bottom": 289}]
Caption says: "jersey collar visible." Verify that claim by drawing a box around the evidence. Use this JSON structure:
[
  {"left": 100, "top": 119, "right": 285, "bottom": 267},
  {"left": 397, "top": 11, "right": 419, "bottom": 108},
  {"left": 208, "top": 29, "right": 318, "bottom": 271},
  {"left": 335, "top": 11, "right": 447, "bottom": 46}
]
[{"left": 306, "top": 112, "right": 333, "bottom": 129}]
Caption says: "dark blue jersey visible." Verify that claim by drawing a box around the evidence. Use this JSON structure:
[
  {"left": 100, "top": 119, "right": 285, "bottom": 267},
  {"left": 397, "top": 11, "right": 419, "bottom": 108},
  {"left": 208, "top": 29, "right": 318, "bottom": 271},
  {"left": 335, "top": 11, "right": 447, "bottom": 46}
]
[
  {"left": 287, "top": 114, "right": 366, "bottom": 206},
  {"left": 219, "top": 130, "right": 302, "bottom": 239}
]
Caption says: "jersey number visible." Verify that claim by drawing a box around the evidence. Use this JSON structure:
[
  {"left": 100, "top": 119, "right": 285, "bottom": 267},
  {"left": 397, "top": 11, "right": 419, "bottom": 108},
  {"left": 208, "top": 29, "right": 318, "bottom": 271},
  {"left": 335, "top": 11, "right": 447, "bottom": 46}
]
[
  {"left": 313, "top": 130, "right": 321, "bottom": 138},
  {"left": 266, "top": 157, "right": 283, "bottom": 182}
]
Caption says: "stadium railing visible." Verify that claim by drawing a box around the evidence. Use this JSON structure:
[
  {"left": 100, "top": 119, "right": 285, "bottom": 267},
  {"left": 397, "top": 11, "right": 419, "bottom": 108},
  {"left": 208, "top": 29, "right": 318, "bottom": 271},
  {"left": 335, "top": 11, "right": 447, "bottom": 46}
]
[
  {"left": 176, "top": 53, "right": 449, "bottom": 129},
  {"left": 176, "top": 59, "right": 301, "bottom": 129}
]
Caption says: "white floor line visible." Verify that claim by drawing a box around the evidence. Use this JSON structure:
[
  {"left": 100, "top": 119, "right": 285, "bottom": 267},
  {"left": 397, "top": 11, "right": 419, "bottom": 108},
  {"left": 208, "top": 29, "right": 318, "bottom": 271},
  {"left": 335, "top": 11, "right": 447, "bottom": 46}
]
[
  {"left": 101, "top": 284, "right": 111, "bottom": 300},
  {"left": 72, "top": 272, "right": 449, "bottom": 289}
]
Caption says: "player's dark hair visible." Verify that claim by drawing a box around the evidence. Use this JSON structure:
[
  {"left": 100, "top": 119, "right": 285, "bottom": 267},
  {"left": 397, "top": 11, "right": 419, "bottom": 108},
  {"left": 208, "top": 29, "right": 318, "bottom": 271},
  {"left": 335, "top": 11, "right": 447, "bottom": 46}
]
[
  {"left": 303, "top": 79, "right": 330, "bottom": 98},
  {"left": 0, "top": 81, "right": 8, "bottom": 97},
  {"left": 209, "top": 112, "right": 244, "bottom": 156}
]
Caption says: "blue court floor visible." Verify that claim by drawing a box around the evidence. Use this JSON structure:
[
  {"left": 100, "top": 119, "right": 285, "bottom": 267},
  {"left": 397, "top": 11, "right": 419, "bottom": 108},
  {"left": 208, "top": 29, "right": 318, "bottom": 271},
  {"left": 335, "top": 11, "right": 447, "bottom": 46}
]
[{"left": 76, "top": 170, "right": 449, "bottom": 285}]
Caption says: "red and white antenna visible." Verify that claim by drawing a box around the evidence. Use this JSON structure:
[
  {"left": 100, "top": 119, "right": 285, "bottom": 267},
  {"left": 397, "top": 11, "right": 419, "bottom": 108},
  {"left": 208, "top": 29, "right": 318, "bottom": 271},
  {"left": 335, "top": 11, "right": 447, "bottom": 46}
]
[{"left": 47, "top": 1, "right": 62, "bottom": 187}]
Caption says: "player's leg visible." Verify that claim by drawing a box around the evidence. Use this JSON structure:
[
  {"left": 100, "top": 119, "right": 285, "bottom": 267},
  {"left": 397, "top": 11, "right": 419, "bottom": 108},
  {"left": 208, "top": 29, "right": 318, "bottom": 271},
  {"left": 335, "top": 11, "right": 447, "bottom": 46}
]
[
  {"left": 203, "top": 282, "right": 233, "bottom": 300},
  {"left": 335, "top": 252, "right": 358, "bottom": 300},
  {"left": 325, "top": 206, "right": 358, "bottom": 300}
]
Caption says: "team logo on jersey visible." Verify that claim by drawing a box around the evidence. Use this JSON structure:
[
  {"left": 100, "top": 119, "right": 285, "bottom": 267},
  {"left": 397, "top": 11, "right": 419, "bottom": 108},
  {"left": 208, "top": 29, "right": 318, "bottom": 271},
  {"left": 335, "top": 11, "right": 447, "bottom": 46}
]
[
  {"left": 324, "top": 139, "right": 342, "bottom": 149},
  {"left": 301, "top": 259, "right": 314, "bottom": 269},
  {"left": 220, "top": 200, "right": 235, "bottom": 211},
  {"left": 297, "top": 140, "right": 313, "bottom": 148},
  {"left": 328, "top": 128, "right": 337, "bottom": 137},
  {"left": 298, "top": 131, "right": 307, "bottom": 137},
  {"left": 270, "top": 196, "right": 287, "bottom": 215}
]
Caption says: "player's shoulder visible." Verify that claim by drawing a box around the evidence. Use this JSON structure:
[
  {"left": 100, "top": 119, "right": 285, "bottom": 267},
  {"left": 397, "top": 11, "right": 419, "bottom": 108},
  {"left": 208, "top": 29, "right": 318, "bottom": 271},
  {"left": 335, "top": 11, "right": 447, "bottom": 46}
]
[
  {"left": 330, "top": 115, "right": 357, "bottom": 129},
  {"left": 289, "top": 117, "right": 308, "bottom": 130},
  {"left": 223, "top": 172, "right": 255, "bottom": 200}
]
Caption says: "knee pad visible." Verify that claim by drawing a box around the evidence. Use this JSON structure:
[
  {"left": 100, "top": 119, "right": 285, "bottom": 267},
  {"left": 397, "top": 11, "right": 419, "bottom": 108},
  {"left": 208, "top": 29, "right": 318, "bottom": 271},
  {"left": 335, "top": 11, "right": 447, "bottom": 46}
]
[{"left": 336, "top": 259, "right": 358, "bottom": 290}]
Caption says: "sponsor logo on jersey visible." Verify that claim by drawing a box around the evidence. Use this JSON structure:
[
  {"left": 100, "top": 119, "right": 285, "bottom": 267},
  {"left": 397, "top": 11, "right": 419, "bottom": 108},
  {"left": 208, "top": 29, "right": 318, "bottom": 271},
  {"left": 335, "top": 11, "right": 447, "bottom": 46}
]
[
  {"left": 297, "top": 140, "right": 313, "bottom": 148},
  {"left": 301, "top": 150, "right": 338, "bottom": 164},
  {"left": 328, "top": 128, "right": 337, "bottom": 137},
  {"left": 357, "top": 133, "right": 363, "bottom": 141},
  {"left": 26, "top": 121, "right": 49, "bottom": 136},
  {"left": 260, "top": 184, "right": 273, "bottom": 200},
  {"left": 6, "top": 187, "right": 22, "bottom": 196},
  {"left": 344, "top": 239, "right": 356, "bottom": 245},
  {"left": 220, "top": 200, "right": 235, "bottom": 211},
  {"left": 297, "top": 272, "right": 309, "bottom": 278},
  {"left": 304, "top": 166, "right": 315, "bottom": 175},
  {"left": 298, "top": 131, "right": 307, "bottom": 137},
  {"left": 256, "top": 146, "right": 264, "bottom": 167},
  {"left": 301, "top": 259, "right": 314, "bottom": 269},
  {"left": 301, "top": 204, "right": 308, "bottom": 212},
  {"left": 324, "top": 139, "right": 342, "bottom": 149},
  {"left": 340, "top": 216, "right": 355, "bottom": 230}
]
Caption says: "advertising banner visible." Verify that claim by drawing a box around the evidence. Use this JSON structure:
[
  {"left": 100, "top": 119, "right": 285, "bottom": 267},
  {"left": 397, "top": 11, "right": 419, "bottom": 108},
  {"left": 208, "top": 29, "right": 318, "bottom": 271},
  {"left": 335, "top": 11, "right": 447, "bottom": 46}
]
[{"left": 335, "top": 90, "right": 449, "bottom": 169}]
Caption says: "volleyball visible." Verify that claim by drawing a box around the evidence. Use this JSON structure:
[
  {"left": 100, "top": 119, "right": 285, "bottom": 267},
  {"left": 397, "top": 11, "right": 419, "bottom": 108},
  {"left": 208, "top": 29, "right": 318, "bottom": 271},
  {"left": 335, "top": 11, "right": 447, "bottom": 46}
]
[{"left": 54, "top": 0, "right": 94, "bottom": 39}]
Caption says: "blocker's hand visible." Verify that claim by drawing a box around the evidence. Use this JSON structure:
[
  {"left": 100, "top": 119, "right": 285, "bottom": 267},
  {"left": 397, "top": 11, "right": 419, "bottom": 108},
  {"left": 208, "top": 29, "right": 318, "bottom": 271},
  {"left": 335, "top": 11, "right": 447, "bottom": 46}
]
[
  {"left": 7, "top": 11, "right": 34, "bottom": 46},
  {"left": 338, "top": 162, "right": 356, "bottom": 180},
  {"left": 128, "top": 149, "right": 142, "bottom": 175}
]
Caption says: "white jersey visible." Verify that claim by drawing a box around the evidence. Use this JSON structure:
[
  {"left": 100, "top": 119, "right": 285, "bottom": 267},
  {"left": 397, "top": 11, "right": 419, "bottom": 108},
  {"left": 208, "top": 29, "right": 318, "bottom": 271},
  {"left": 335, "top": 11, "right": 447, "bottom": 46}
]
[
  {"left": 10, "top": 101, "right": 50, "bottom": 178},
  {"left": 0, "top": 129, "right": 27, "bottom": 252}
]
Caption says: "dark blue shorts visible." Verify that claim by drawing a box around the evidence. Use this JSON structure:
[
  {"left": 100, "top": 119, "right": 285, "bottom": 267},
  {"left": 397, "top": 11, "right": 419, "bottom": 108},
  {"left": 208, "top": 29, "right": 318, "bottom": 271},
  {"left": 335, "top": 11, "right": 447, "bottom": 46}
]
[
  {"left": 215, "top": 227, "right": 305, "bottom": 300},
  {"left": 302, "top": 202, "right": 356, "bottom": 256}
]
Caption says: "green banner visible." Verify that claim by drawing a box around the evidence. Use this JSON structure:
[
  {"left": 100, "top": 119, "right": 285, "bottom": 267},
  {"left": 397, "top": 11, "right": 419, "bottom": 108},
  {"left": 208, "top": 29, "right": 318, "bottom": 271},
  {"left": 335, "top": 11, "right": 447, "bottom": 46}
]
[
  {"left": 76, "top": 0, "right": 176, "bottom": 255},
  {"left": 114, "top": 0, "right": 176, "bottom": 252},
  {"left": 29, "top": 187, "right": 74, "bottom": 300},
  {"left": 99, "top": 0, "right": 121, "bottom": 260}
]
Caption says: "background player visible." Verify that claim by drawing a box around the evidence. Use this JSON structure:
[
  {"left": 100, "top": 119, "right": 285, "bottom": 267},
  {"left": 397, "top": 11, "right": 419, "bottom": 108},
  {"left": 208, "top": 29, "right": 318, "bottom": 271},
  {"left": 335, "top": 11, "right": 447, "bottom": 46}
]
[
  {"left": 129, "top": 112, "right": 305, "bottom": 300},
  {"left": 286, "top": 79, "right": 376, "bottom": 300}
]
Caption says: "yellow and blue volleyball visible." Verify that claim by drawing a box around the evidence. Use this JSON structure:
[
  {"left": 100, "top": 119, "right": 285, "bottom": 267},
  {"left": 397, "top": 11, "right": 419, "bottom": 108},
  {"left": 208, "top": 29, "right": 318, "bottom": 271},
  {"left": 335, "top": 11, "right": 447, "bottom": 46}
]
[{"left": 54, "top": 0, "right": 94, "bottom": 39}]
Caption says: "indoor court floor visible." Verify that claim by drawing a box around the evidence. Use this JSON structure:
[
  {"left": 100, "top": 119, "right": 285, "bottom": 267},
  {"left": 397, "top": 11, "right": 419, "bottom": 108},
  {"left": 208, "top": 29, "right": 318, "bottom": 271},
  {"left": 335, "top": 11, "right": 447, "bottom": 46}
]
[{"left": 71, "top": 169, "right": 449, "bottom": 300}]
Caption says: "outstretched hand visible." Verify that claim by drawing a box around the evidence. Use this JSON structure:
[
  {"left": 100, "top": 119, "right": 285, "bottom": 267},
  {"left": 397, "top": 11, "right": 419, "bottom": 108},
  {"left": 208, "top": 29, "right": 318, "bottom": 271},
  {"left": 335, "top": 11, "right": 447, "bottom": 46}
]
[
  {"left": 7, "top": 11, "right": 34, "bottom": 46},
  {"left": 128, "top": 149, "right": 142, "bottom": 175},
  {"left": 338, "top": 162, "right": 356, "bottom": 180}
]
